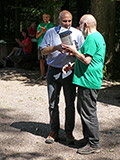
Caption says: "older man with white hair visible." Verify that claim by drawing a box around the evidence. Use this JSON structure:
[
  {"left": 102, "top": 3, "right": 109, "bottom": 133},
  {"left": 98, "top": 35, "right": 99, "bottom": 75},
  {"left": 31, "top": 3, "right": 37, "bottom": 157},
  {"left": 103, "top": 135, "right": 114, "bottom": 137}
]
[{"left": 62, "top": 14, "right": 106, "bottom": 154}]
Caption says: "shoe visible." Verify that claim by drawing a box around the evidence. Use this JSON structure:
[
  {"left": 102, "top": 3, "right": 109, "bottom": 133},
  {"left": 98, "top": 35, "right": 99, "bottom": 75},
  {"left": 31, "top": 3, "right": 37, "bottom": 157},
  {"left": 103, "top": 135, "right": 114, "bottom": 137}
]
[
  {"left": 42, "top": 76, "right": 46, "bottom": 80},
  {"left": 40, "top": 76, "right": 46, "bottom": 81},
  {"left": 44, "top": 75, "right": 47, "bottom": 79},
  {"left": 75, "top": 138, "right": 88, "bottom": 147},
  {"left": 45, "top": 131, "right": 58, "bottom": 144},
  {"left": 66, "top": 132, "right": 75, "bottom": 145},
  {"left": 77, "top": 144, "right": 101, "bottom": 155}
]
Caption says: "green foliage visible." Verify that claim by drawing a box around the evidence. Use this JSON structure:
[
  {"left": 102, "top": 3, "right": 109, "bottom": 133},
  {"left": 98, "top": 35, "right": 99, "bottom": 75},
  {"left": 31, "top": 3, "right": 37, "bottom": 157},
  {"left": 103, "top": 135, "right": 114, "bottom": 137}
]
[
  {"left": 103, "top": 65, "right": 112, "bottom": 80},
  {"left": 103, "top": 51, "right": 120, "bottom": 81},
  {"left": 1, "top": 0, "right": 91, "bottom": 40},
  {"left": 103, "top": 65, "right": 108, "bottom": 80},
  {"left": 1, "top": 0, "right": 65, "bottom": 40}
]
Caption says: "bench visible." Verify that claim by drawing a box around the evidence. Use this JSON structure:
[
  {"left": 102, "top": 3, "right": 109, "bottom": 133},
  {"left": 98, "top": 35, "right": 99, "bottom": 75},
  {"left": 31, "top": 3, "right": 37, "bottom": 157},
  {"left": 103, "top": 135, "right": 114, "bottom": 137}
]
[
  {"left": 11, "top": 42, "right": 38, "bottom": 69},
  {"left": 0, "top": 41, "right": 16, "bottom": 67}
]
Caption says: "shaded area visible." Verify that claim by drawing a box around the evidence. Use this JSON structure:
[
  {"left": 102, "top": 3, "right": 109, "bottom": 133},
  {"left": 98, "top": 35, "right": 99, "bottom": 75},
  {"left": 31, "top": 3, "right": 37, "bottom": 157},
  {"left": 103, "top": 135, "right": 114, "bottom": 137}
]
[
  {"left": 0, "top": 68, "right": 120, "bottom": 106},
  {"left": 0, "top": 109, "right": 16, "bottom": 136},
  {"left": 0, "top": 68, "right": 47, "bottom": 86},
  {"left": 1, "top": 152, "right": 43, "bottom": 160},
  {"left": 0, "top": 109, "right": 65, "bottom": 160},
  {"left": 0, "top": 69, "right": 120, "bottom": 159},
  {"left": 10, "top": 121, "right": 50, "bottom": 138},
  {"left": 100, "top": 122, "right": 120, "bottom": 148},
  {"left": 75, "top": 118, "right": 120, "bottom": 149},
  {"left": 10, "top": 121, "right": 70, "bottom": 147},
  {"left": 10, "top": 120, "right": 120, "bottom": 151},
  {"left": 0, "top": 107, "right": 120, "bottom": 159},
  {"left": 93, "top": 158, "right": 113, "bottom": 160},
  {"left": 98, "top": 84, "right": 120, "bottom": 107},
  {"left": 0, "top": 152, "right": 65, "bottom": 160}
]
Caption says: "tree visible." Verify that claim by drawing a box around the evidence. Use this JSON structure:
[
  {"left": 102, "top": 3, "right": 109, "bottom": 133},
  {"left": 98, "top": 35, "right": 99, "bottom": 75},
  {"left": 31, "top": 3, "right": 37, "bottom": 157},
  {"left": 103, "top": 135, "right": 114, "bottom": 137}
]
[
  {"left": 90, "top": 0, "right": 116, "bottom": 78},
  {"left": 0, "top": 0, "right": 5, "bottom": 39},
  {"left": 76, "top": 0, "right": 90, "bottom": 26},
  {"left": 15, "top": 0, "right": 20, "bottom": 38}
]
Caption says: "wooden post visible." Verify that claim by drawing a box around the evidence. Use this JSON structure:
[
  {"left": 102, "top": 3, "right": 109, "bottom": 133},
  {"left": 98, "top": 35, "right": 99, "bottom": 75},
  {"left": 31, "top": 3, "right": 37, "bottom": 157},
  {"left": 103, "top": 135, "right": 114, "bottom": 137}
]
[{"left": 15, "top": 0, "right": 20, "bottom": 38}]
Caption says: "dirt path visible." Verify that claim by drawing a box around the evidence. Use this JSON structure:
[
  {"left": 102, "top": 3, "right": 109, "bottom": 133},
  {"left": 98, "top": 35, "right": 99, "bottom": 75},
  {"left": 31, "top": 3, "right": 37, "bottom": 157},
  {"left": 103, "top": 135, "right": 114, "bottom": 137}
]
[{"left": 0, "top": 68, "right": 120, "bottom": 160}]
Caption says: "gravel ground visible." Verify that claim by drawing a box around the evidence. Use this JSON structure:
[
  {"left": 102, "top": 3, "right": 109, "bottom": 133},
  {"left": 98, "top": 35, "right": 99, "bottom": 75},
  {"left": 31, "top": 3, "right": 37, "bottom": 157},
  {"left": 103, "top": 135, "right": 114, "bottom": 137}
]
[{"left": 0, "top": 67, "right": 120, "bottom": 160}]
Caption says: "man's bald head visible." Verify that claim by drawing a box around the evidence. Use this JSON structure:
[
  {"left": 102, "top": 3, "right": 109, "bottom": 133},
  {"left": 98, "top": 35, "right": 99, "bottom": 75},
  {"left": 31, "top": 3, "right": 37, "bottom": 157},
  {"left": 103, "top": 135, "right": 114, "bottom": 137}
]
[
  {"left": 59, "top": 10, "right": 72, "bottom": 20},
  {"left": 80, "top": 14, "right": 97, "bottom": 28},
  {"left": 59, "top": 10, "right": 72, "bottom": 29},
  {"left": 79, "top": 14, "right": 97, "bottom": 37}
]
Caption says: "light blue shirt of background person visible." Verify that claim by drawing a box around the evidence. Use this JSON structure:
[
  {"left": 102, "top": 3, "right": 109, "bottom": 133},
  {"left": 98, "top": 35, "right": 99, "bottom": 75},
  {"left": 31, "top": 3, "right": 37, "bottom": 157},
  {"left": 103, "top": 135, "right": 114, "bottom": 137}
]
[{"left": 40, "top": 25, "right": 84, "bottom": 68}]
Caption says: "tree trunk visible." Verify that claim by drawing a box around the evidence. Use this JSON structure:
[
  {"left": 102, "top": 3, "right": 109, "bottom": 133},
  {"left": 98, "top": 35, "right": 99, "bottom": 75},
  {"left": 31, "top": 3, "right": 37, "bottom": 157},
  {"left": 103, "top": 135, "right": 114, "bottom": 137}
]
[
  {"left": 90, "top": 0, "right": 116, "bottom": 79},
  {"left": 77, "top": 0, "right": 90, "bottom": 25},
  {"left": 90, "top": 0, "right": 116, "bottom": 64},
  {"left": 52, "top": 0, "right": 63, "bottom": 25},
  {"left": 0, "top": 0, "right": 5, "bottom": 40},
  {"left": 15, "top": 0, "right": 20, "bottom": 38}
]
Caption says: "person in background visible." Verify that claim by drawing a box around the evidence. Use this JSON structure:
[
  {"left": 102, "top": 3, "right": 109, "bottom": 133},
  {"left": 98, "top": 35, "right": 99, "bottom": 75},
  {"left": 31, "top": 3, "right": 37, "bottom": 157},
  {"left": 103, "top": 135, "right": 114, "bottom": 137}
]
[
  {"left": 62, "top": 14, "right": 106, "bottom": 154},
  {"left": 4, "top": 29, "right": 32, "bottom": 60},
  {"left": 36, "top": 13, "right": 54, "bottom": 80},
  {"left": 28, "top": 22, "right": 37, "bottom": 39},
  {"left": 40, "top": 10, "right": 84, "bottom": 144}
]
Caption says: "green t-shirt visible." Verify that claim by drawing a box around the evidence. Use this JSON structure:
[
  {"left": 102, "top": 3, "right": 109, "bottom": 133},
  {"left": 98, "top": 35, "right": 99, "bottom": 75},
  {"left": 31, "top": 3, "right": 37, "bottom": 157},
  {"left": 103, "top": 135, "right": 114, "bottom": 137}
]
[
  {"left": 73, "top": 32, "right": 106, "bottom": 89},
  {"left": 37, "top": 22, "right": 54, "bottom": 47}
]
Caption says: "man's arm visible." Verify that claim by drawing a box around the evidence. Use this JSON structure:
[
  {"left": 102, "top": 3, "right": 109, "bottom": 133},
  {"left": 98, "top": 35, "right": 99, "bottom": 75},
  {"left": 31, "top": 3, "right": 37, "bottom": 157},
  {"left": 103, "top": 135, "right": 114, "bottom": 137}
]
[
  {"left": 41, "top": 45, "right": 62, "bottom": 55},
  {"left": 62, "top": 44, "right": 92, "bottom": 65},
  {"left": 15, "top": 39, "right": 26, "bottom": 48},
  {"left": 36, "top": 27, "right": 46, "bottom": 39},
  {"left": 36, "top": 30, "right": 44, "bottom": 39},
  {"left": 74, "top": 51, "right": 92, "bottom": 65}
]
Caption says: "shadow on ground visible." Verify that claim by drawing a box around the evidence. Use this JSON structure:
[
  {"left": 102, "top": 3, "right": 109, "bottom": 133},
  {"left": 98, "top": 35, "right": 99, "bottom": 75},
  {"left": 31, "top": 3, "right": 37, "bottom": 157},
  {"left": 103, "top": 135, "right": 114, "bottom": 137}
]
[
  {"left": 10, "top": 121, "right": 76, "bottom": 148},
  {"left": 98, "top": 84, "right": 120, "bottom": 107},
  {"left": 1, "top": 68, "right": 120, "bottom": 107},
  {"left": 10, "top": 121, "right": 50, "bottom": 138},
  {"left": 1, "top": 152, "right": 43, "bottom": 160},
  {"left": 1, "top": 152, "right": 65, "bottom": 160},
  {"left": 10, "top": 119, "right": 120, "bottom": 150},
  {"left": 0, "top": 67, "right": 46, "bottom": 86},
  {"left": 0, "top": 107, "right": 120, "bottom": 160}
]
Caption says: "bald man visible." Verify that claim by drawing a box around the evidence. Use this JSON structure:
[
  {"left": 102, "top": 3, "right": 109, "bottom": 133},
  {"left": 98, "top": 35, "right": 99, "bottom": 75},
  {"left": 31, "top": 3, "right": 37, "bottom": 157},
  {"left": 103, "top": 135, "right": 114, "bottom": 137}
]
[
  {"left": 62, "top": 14, "right": 106, "bottom": 154},
  {"left": 40, "top": 10, "right": 84, "bottom": 144}
]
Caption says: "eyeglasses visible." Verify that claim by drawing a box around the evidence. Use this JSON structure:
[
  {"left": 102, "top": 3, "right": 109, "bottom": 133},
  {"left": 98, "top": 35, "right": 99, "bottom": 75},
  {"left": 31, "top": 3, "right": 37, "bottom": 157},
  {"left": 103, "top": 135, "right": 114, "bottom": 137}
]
[{"left": 62, "top": 20, "right": 72, "bottom": 23}]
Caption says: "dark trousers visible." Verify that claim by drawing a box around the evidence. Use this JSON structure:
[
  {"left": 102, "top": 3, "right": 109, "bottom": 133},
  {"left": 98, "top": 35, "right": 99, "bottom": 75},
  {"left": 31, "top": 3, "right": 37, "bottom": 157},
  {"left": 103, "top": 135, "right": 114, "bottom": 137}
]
[
  {"left": 47, "top": 66, "right": 76, "bottom": 133},
  {"left": 77, "top": 86, "right": 100, "bottom": 148}
]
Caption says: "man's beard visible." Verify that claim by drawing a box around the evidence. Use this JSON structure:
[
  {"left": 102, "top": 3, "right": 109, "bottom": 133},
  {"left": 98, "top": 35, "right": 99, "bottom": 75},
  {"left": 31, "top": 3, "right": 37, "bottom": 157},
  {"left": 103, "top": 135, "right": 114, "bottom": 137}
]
[{"left": 81, "top": 23, "right": 88, "bottom": 38}]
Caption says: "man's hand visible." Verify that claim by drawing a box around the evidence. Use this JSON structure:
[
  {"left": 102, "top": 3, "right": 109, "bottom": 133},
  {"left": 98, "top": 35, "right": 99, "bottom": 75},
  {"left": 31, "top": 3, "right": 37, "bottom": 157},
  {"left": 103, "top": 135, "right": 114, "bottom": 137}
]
[
  {"left": 62, "top": 44, "right": 93, "bottom": 65},
  {"left": 62, "top": 62, "right": 75, "bottom": 74},
  {"left": 40, "top": 27, "right": 47, "bottom": 32},
  {"left": 62, "top": 44, "right": 77, "bottom": 56}
]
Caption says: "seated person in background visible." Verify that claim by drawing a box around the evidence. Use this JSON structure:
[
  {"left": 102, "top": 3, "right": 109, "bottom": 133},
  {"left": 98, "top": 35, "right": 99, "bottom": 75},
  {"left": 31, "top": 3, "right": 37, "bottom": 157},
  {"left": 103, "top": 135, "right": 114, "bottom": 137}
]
[{"left": 5, "top": 29, "right": 32, "bottom": 60}]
